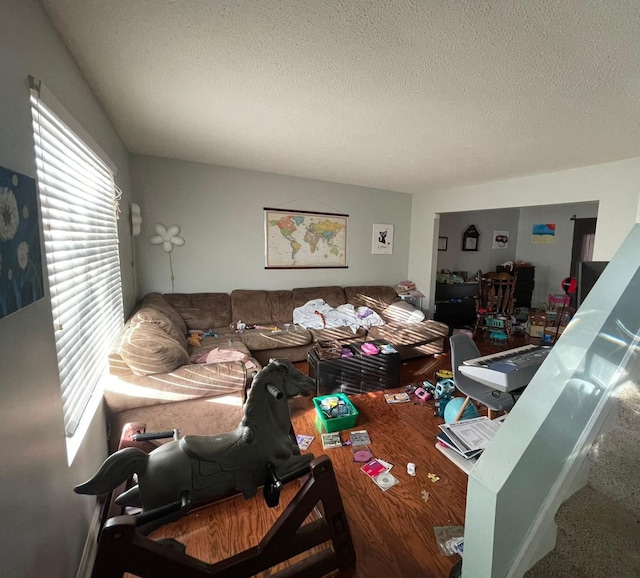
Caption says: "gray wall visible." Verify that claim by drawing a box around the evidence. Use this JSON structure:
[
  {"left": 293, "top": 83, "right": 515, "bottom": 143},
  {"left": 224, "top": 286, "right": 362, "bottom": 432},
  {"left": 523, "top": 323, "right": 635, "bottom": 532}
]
[
  {"left": 436, "top": 202, "right": 599, "bottom": 306},
  {"left": 516, "top": 202, "right": 599, "bottom": 307},
  {"left": 0, "top": 2, "right": 133, "bottom": 576},
  {"left": 131, "top": 155, "right": 413, "bottom": 295},
  {"left": 437, "top": 208, "right": 520, "bottom": 279}
]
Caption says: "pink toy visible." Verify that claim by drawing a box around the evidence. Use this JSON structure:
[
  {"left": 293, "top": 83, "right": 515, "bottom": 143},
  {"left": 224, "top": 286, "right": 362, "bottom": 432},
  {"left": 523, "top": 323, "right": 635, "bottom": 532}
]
[
  {"left": 360, "top": 343, "right": 379, "bottom": 355},
  {"left": 414, "top": 387, "right": 431, "bottom": 401}
]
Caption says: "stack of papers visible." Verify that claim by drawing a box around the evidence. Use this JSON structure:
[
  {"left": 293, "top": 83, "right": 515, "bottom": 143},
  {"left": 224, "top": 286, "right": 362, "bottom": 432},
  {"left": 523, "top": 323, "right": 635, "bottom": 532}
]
[{"left": 436, "top": 416, "right": 503, "bottom": 460}]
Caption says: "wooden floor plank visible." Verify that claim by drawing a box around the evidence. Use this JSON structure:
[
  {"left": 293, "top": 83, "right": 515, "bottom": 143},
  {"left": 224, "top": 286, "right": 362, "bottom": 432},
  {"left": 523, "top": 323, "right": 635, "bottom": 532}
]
[{"left": 123, "top": 335, "right": 530, "bottom": 578}]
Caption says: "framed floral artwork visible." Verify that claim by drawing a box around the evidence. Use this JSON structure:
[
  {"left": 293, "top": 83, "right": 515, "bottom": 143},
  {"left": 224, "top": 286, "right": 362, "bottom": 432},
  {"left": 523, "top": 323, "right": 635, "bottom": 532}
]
[{"left": 0, "top": 165, "right": 44, "bottom": 319}]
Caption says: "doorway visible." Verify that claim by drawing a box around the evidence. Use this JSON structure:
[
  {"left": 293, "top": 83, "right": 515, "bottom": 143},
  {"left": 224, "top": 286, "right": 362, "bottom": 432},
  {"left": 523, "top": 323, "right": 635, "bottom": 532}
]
[{"left": 569, "top": 217, "right": 597, "bottom": 307}]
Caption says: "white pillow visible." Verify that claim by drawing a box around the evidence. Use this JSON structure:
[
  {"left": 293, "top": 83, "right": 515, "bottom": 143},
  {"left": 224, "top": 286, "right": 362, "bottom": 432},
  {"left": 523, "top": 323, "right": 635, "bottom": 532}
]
[{"left": 382, "top": 300, "right": 426, "bottom": 323}]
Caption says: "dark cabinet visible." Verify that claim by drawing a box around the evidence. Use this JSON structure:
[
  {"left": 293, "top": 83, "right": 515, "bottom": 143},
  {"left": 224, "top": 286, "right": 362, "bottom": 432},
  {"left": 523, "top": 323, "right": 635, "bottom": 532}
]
[
  {"left": 497, "top": 266, "right": 535, "bottom": 309},
  {"left": 433, "top": 283, "right": 478, "bottom": 330}
]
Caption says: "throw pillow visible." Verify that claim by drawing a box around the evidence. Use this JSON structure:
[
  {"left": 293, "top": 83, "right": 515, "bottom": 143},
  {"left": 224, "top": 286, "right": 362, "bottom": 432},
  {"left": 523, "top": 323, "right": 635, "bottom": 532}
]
[
  {"left": 120, "top": 322, "right": 190, "bottom": 376},
  {"left": 131, "top": 305, "right": 188, "bottom": 347},
  {"left": 381, "top": 300, "right": 426, "bottom": 323}
]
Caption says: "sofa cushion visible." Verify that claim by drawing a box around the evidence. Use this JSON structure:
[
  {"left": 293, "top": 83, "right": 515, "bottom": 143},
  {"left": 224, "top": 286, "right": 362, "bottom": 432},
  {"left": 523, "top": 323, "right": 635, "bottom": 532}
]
[
  {"left": 103, "top": 359, "right": 248, "bottom": 415},
  {"left": 107, "top": 396, "right": 244, "bottom": 454},
  {"left": 239, "top": 326, "right": 312, "bottom": 351},
  {"left": 368, "top": 319, "right": 449, "bottom": 346},
  {"left": 309, "top": 326, "right": 367, "bottom": 343},
  {"left": 189, "top": 335, "right": 252, "bottom": 358},
  {"left": 230, "top": 290, "right": 295, "bottom": 325},
  {"left": 343, "top": 286, "right": 399, "bottom": 314},
  {"left": 131, "top": 306, "right": 187, "bottom": 347},
  {"left": 292, "top": 286, "right": 346, "bottom": 308},
  {"left": 381, "top": 300, "right": 426, "bottom": 323},
  {"left": 120, "top": 323, "right": 190, "bottom": 376},
  {"left": 141, "top": 293, "right": 189, "bottom": 336},
  {"left": 163, "top": 293, "right": 232, "bottom": 331}
]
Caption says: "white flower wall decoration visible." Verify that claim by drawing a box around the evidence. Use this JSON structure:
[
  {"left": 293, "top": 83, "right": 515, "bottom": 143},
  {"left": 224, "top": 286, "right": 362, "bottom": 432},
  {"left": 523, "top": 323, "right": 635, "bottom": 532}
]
[{"left": 150, "top": 223, "right": 185, "bottom": 292}]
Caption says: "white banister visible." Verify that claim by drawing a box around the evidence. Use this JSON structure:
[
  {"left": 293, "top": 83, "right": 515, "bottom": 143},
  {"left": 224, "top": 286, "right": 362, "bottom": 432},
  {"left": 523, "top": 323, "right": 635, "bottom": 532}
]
[{"left": 461, "top": 223, "right": 640, "bottom": 578}]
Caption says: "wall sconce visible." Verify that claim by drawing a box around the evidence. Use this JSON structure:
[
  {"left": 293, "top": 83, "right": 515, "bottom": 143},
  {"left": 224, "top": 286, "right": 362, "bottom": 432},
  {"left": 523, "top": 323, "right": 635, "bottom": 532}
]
[{"left": 130, "top": 203, "right": 142, "bottom": 236}]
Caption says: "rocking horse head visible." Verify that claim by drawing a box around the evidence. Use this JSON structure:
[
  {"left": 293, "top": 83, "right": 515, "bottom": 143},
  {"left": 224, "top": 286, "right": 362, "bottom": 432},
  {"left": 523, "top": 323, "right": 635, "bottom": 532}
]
[
  {"left": 242, "top": 358, "right": 315, "bottom": 431},
  {"left": 74, "top": 358, "right": 316, "bottom": 515}
]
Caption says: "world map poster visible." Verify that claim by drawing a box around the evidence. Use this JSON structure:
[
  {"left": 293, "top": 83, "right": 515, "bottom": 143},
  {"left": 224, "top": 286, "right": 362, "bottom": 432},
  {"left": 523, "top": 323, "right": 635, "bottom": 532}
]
[{"left": 264, "top": 208, "right": 348, "bottom": 268}]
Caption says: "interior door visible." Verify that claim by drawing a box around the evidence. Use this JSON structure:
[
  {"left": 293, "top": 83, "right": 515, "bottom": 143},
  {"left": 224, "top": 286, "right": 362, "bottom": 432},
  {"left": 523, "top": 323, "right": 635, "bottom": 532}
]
[{"left": 570, "top": 217, "right": 597, "bottom": 306}]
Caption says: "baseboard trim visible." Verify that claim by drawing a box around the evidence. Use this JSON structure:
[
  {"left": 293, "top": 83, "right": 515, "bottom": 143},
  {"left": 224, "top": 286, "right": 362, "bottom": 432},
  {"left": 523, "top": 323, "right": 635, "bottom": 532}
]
[{"left": 75, "top": 502, "right": 101, "bottom": 578}]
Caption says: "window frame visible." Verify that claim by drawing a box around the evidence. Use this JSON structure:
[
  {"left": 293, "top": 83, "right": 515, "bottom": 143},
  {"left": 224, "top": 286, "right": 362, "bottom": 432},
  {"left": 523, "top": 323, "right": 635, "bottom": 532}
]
[{"left": 30, "top": 78, "right": 124, "bottom": 441}]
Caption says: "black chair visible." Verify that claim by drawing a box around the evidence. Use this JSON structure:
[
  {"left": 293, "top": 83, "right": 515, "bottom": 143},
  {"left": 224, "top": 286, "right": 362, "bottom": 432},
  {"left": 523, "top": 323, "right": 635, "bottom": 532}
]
[{"left": 449, "top": 333, "right": 517, "bottom": 422}]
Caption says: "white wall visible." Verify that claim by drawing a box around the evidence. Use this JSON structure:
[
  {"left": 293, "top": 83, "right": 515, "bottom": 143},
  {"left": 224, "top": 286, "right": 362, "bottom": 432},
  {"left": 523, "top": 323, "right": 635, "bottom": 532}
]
[
  {"left": 410, "top": 158, "right": 640, "bottom": 314},
  {"left": 437, "top": 208, "right": 520, "bottom": 279},
  {"left": 131, "top": 155, "right": 413, "bottom": 295},
  {"left": 0, "top": 2, "right": 133, "bottom": 576}
]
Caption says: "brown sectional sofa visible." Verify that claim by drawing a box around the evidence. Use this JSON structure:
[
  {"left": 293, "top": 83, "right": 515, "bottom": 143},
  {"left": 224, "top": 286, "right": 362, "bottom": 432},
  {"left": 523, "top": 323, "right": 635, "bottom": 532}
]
[
  {"left": 103, "top": 285, "right": 448, "bottom": 451},
  {"left": 103, "top": 293, "right": 254, "bottom": 450}
]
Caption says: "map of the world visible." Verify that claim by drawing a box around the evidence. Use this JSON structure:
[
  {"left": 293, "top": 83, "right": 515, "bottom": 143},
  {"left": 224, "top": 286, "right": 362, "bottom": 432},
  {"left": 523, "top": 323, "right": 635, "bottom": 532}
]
[{"left": 265, "top": 209, "right": 347, "bottom": 268}]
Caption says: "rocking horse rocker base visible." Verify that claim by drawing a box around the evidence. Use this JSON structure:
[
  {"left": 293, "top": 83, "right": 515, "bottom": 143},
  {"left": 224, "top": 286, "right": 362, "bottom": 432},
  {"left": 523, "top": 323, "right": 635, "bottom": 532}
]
[{"left": 90, "top": 455, "right": 356, "bottom": 578}]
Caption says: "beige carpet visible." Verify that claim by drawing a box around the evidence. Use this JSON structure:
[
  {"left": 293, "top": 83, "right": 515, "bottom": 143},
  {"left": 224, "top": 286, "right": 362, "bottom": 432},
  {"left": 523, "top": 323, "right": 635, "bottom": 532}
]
[{"left": 525, "top": 383, "right": 640, "bottom": 578}]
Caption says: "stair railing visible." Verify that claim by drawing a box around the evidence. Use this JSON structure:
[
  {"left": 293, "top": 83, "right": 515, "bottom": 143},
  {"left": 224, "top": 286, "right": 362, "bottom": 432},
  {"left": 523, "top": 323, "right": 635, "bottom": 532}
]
[{"left": 461, "top": 223, "right": 640, "bottom": 578}]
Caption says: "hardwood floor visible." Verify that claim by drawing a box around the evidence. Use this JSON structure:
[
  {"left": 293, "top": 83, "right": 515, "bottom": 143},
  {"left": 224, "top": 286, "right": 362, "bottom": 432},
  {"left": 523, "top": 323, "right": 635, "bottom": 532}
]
[{"left": 130, "top": 335, "right": 532, "bottom": 578}]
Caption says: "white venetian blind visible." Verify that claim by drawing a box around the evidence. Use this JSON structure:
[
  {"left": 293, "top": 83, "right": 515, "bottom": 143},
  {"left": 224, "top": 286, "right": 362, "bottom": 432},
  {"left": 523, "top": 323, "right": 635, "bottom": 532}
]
[{"left": 30, "top": 85, "right": 124, "bottom": 437}]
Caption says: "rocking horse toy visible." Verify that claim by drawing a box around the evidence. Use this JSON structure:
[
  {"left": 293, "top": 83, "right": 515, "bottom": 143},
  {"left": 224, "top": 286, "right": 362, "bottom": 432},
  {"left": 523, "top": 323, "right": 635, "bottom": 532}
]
[{"left": 75, "top": 359, "right": 356, "bottom": 577}]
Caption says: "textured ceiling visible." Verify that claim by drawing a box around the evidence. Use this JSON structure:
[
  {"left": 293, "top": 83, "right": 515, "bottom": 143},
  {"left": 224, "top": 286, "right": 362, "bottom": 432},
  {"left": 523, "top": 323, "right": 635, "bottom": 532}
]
[{"left": 40, "top": 0, "right": 640, "bottom": 193}]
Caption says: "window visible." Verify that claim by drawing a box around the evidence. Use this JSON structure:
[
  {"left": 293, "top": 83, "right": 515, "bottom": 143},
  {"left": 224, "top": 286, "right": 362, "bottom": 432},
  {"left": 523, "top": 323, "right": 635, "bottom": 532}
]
[{"left": 30, "top": 79, "right": 123, "bottom": 437}]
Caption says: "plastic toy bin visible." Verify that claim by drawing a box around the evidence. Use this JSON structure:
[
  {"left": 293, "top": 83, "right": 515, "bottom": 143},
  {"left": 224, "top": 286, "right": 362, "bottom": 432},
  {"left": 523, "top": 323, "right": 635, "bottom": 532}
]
[
  {"left": 313, "top": 393, "right": 358, "bottom": 433},
  {"left": 484, "top": 317, "right": 505, "bottom": 329},
  {"left": 548, "top": 294, "right": 570, "bottom": 308}
]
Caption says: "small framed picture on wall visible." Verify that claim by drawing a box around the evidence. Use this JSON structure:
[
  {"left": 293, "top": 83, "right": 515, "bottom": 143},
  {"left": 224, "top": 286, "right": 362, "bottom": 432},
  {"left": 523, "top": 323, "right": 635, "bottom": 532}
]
[
  {"left": 438, "top": 236, "right": 448, "bottom": 251},
  {"left": 492, "top": 230, "right": 510, "bottom": 249},
  {"left": 372, "top": 223, "right": 394, "bottom": 254}
]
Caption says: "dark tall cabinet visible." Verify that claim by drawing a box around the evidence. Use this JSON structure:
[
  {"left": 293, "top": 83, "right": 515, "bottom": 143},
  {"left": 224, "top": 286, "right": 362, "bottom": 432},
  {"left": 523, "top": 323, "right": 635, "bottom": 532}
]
[
  {"left": 433, "top": 282, "right": 478, "bottom": 329},
  {"left": 497, "top": 265, "right": 535, "bottom": 309}
]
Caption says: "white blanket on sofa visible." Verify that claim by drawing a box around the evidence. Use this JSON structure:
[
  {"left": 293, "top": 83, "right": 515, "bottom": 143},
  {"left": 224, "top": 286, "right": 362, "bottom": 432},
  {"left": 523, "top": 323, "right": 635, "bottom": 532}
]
[{"left": 293, "top": 299, "right": 384, "bottom": 333}]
